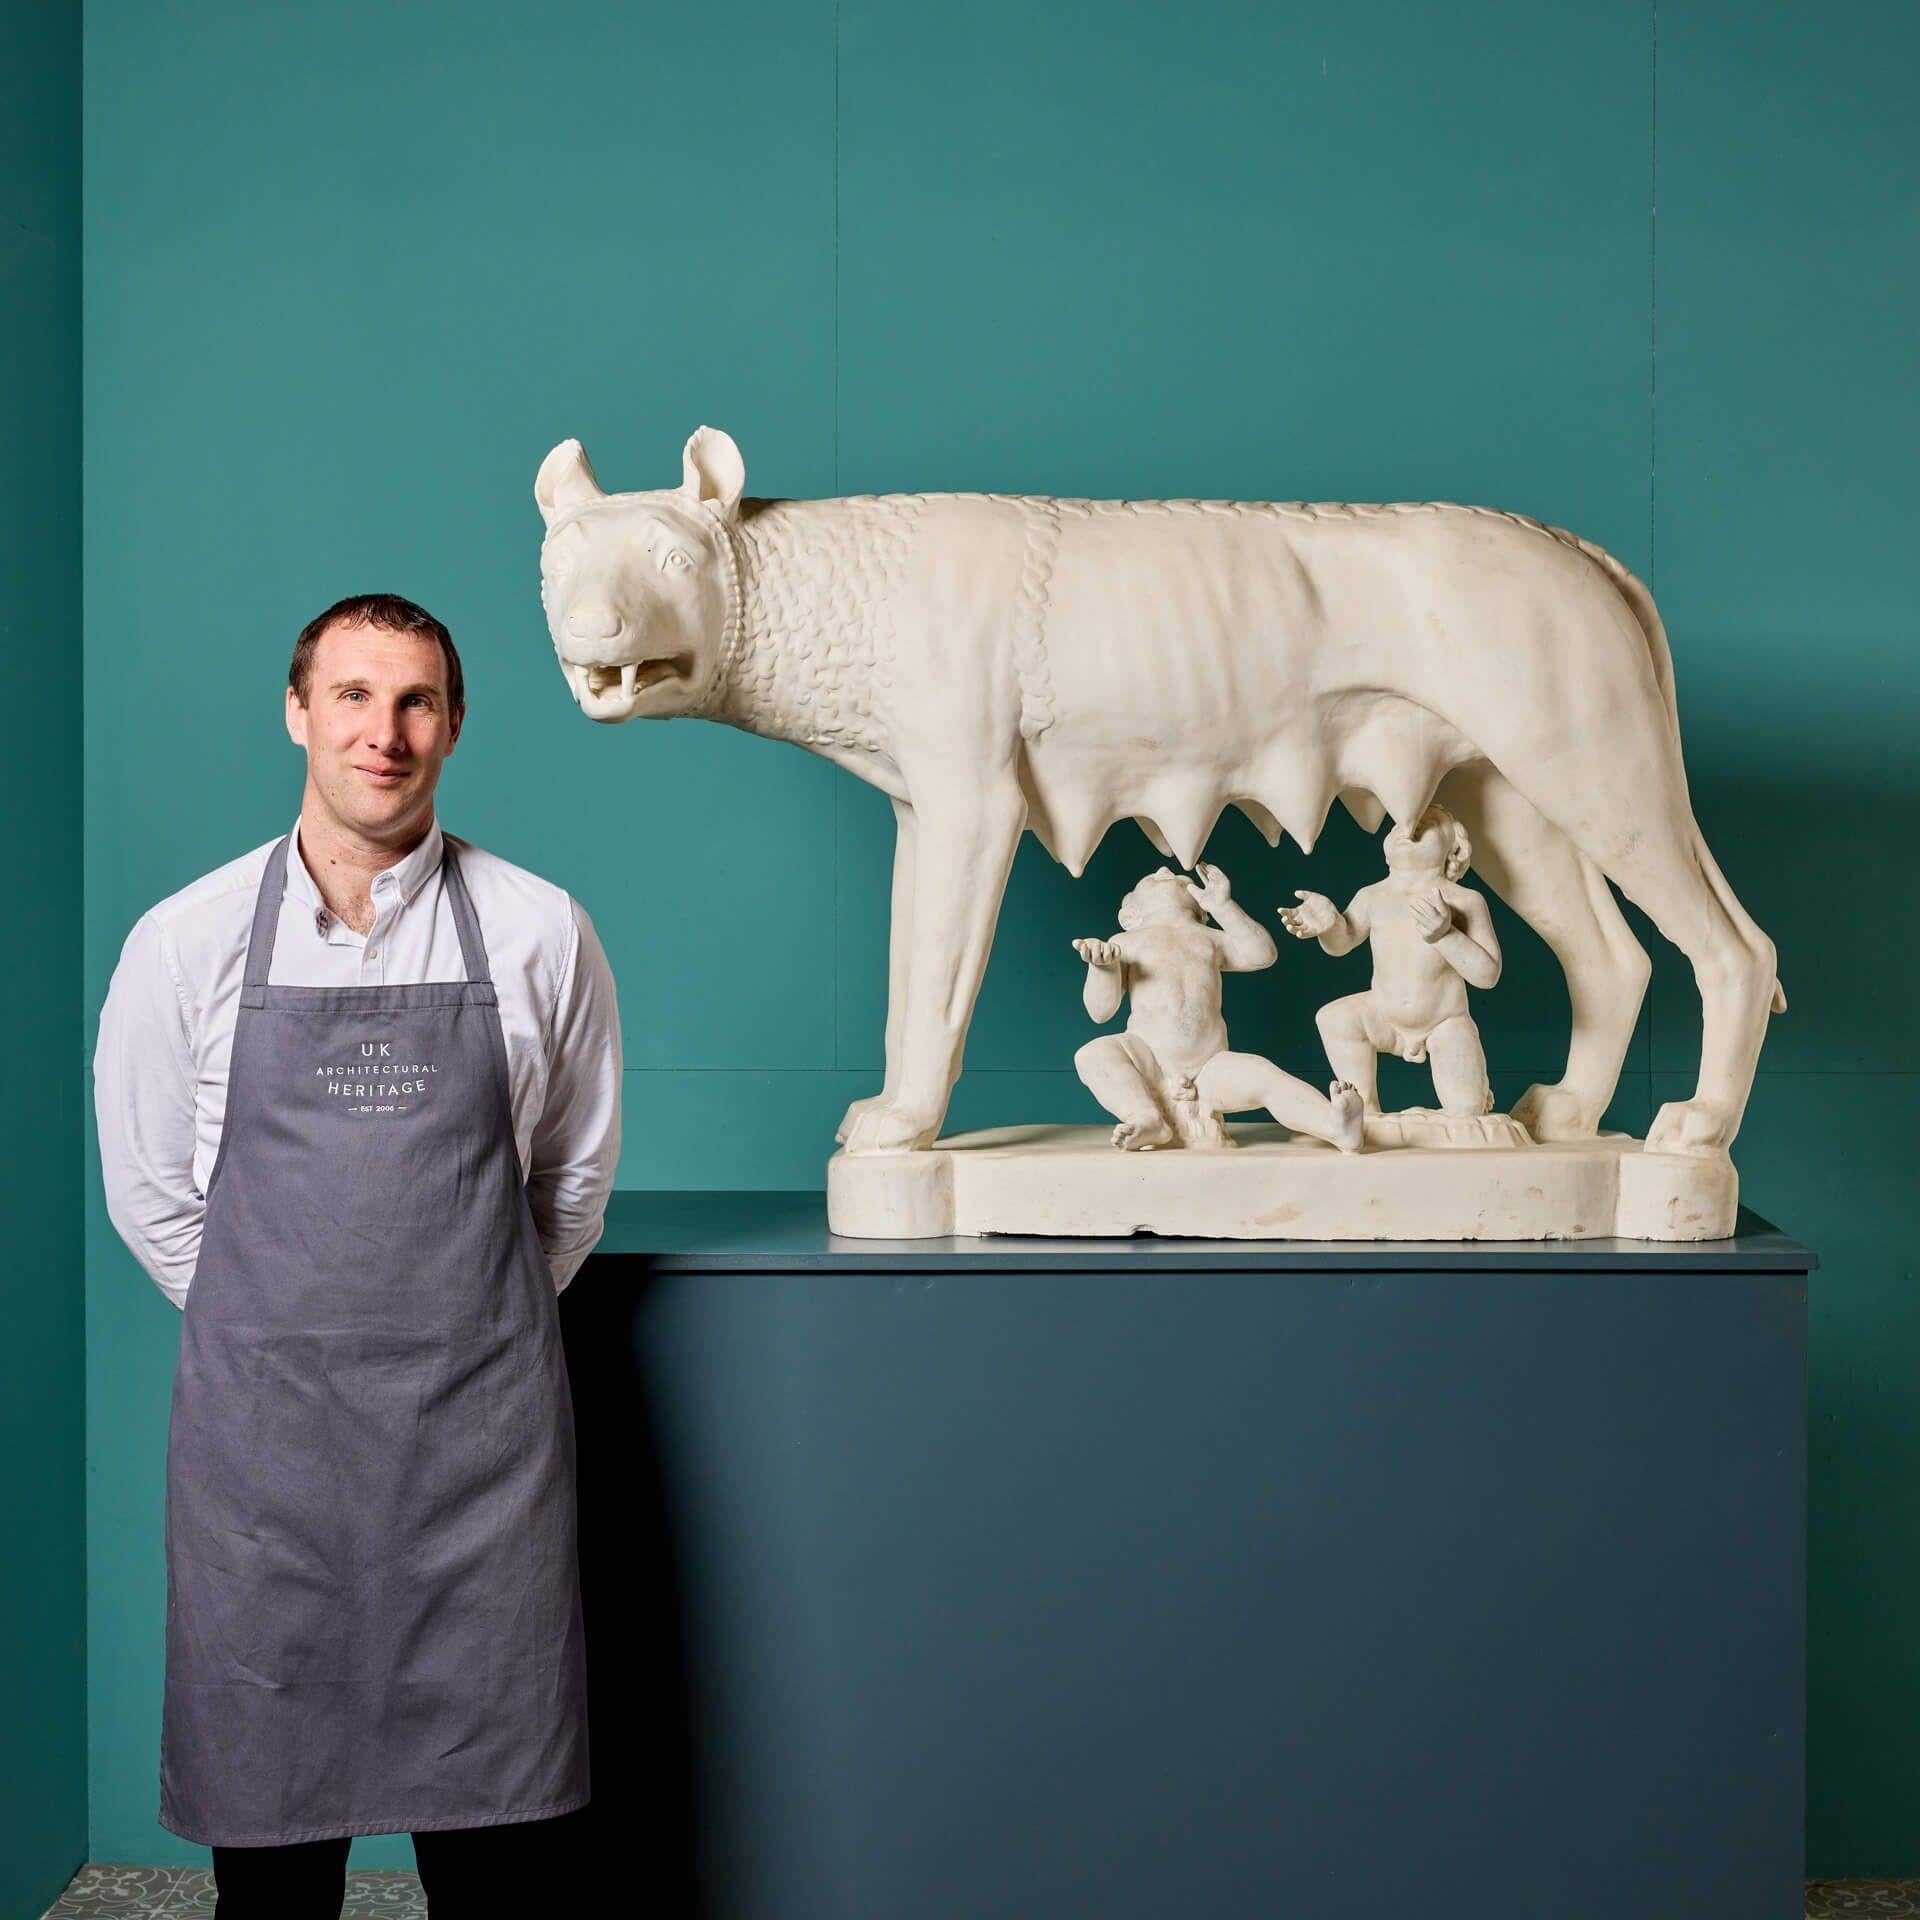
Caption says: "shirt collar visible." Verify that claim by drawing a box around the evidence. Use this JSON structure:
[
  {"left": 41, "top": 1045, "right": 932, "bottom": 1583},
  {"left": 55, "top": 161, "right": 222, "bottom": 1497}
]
[{"left": 286, "top": 816, "right": 446, "bottom": 923}]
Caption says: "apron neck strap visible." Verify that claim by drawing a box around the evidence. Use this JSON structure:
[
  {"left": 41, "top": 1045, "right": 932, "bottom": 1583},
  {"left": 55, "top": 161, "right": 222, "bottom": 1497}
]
[
  {"left": 241, "top": 832, "right": 496, "bottom": 993},
  {"left": 243, "top": 836, "right": 293, "bottom": 993},
  {"left": 439, "top": 842, "right": 495, "bottom": 986}
]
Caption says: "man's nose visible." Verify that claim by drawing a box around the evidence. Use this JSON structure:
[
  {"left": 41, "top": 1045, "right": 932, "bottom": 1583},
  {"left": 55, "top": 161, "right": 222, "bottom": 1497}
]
[{"left": 362, "top": 703, "right": 408, "bottom": 748}]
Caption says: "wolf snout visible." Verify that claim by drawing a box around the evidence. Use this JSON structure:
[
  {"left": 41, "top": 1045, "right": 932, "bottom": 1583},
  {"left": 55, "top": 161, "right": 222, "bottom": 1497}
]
[{"left": 563, "top": 602, "right": 627, "bottom": 647}]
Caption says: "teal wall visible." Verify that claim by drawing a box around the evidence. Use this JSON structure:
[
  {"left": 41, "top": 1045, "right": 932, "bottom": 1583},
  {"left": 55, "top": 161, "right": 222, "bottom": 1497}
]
[
  {"left": 3, "top": 2, "right": 87, "bottom": 1914},
  {"left": 1652, "top": 5, "right": 1920, "bottom": 1863},
  {"left": 79, "top": 0, "right": 1915, "bottom": 1876}
]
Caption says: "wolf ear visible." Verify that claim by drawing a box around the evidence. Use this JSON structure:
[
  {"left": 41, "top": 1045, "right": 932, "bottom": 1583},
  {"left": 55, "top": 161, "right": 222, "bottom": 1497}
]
[
  {"left": 536, "top": 439, "right": 604, "bottom": 528},
  {"left": 681, "top": 425, "right": 745, "bottom": 518}
]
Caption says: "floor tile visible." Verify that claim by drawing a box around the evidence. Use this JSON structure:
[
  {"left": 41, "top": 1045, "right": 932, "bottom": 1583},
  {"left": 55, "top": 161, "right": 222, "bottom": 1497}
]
[
  {"left": 164, "top": 1868, "right": 427, "bottom": 1917},
  {"left": 155, "top": 1871, "right": 209, "bottom": 1916},
  {"left": 41, "top": 1864, "right": 432, "bottom": 1919},
  {"left": 1806, "top": 1884, "right": 1920, "bottom": 1917},
  {"left": 337, "top": 1875, "right": 430, "bottom": 1918},
  {"left": 41, "top": 1865, "right": 185, "bottom": 1917},
  {"left": 43, "top": 1865, "right": 1920, "bottom": 1916}
]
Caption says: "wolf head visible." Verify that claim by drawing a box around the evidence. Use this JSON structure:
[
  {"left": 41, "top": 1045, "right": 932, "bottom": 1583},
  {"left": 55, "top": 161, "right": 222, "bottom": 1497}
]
[{"left": 535, "top": 426, "right": 745, "bottom": 723}]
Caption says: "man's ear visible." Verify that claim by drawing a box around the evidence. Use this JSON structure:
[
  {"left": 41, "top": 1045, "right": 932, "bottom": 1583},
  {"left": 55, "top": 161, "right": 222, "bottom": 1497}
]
[
  {"left": 536, "top": 438, "right": 604, "bottom": 528},
  {"left": 286, "top": 683, "right": 309, "bottom": 748},
  {"left": 681, "top": 425, "right": 746, "bottom": 518},
  {"left": 1447, "top": 824, "right": 1472, "bottom": 881}
]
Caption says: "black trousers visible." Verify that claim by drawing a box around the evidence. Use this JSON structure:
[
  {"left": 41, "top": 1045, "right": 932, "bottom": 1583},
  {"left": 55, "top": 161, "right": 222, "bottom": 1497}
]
[{"left": 209, "top": 1807, "right": 583, "bottom": 1917}]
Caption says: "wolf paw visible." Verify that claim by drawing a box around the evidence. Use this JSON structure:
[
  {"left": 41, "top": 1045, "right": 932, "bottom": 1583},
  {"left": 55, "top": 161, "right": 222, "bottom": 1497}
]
[
  {"left": 835, "top": 1093, "right": 886, "bottom": 1145},
  {"left": 842, "top": 1101, "right": 940, "bottom": 1155},
  {"left": 1646, "top": 1098, "right": 1736, "bottom": 1157},
  {"left": 1512, "top": 1082, "right": 1603, "bottom": 1141}
]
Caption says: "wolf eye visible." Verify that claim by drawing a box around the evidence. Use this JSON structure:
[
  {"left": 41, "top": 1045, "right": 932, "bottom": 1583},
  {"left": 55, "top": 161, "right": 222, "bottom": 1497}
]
[{"left": 663, "top": 548, "right": 691, "bottom": 572}]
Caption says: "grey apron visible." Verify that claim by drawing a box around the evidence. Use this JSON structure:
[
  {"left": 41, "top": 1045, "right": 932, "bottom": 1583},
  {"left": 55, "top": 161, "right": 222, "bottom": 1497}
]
[{"left": 160, "top": 834, "right": 590, "bottom": 1845}]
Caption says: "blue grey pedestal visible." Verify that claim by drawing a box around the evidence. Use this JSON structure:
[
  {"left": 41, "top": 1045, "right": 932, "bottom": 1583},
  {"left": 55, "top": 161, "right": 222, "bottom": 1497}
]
[{"left": 561, "top": 1195, "right": 1811, "bottom": 1920}]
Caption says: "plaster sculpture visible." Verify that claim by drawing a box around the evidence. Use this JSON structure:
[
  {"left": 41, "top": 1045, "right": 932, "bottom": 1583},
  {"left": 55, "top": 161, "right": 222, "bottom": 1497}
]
[
  {"left": 538, "top": 425, "right": 1783, "bottom": 1238},
  {"left": 1072, "top": 863, "right": 1364, "bottom": 1154},
  {"left": 822, "top": 1122, "right": 1738, "bottom": 1241},
  {"left": 1279, "top": 801, "right": 1530, "bottom": 1150}
]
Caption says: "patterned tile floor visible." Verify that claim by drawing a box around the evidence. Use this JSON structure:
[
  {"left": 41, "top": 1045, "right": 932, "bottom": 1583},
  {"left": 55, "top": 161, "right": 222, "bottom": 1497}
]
[
  {"left": 38, "top": 1867, "right": 1920, "bottom": 1916},
  {"left": 44, "top": 1865, "right": 428, "bottom": 1916}
]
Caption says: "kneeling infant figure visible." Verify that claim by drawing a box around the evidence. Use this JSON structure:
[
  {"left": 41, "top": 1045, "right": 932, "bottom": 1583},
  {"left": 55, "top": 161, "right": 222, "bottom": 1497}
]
[
  {"left": 1073, "top": 863, "right": 1365, "bottom": 1153},
  {"left": 1279, "top": 804, "right": 1501, "bottom": 1117}
]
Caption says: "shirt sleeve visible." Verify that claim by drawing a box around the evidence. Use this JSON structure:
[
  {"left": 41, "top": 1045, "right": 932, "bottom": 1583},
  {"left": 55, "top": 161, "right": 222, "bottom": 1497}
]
[
  {"left": 527, "top": 896, "right": 622, "bottom": 1293},
  {"left": 94, "top": 912, "right": 202, "bottom": 1310}
]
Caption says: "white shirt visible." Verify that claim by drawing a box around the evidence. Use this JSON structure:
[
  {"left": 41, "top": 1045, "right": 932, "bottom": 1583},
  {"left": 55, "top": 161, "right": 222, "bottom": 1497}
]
[{"left": 94, "top": 817, "right": 622, "bottom": 1308}]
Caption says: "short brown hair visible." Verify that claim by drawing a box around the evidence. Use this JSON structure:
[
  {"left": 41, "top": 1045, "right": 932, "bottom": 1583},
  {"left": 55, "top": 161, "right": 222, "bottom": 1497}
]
[{"left": 289, "top": 594, "right": 464, "bottom": 711}]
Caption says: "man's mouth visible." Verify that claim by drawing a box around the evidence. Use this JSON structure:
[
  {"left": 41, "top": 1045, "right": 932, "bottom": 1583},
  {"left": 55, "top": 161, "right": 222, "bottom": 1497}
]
[
  {"left": 356, "top": 764, "right": 412, "bottom": 786},
  {"left": 562, "top": 653, "right": 694, "bottom": 718}
]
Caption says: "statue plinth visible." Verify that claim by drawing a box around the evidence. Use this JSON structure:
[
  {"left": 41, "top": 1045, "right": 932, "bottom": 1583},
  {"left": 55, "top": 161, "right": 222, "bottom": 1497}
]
[{"left": 826, "top": 1125, "right": 1737, "bottom": 1243}]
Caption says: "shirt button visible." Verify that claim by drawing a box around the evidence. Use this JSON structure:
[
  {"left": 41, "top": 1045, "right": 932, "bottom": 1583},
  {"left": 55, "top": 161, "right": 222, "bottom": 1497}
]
[
  {"left": 314, "top": 908, "right": 330, "bottom": 933},
  {"left": 366, "top": 945, "right": 379, "bottom": 961}
]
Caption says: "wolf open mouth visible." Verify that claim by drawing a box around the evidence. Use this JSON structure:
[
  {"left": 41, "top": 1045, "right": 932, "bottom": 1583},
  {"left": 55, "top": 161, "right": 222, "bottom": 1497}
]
[{"left": 566, "top": 653, "right": 694, "bottom": 705}]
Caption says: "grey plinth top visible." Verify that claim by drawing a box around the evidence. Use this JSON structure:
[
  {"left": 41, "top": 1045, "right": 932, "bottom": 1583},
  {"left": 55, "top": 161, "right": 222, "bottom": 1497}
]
[{"left": 592, "top": 1192, "right": 1815, "bottom": 1274}]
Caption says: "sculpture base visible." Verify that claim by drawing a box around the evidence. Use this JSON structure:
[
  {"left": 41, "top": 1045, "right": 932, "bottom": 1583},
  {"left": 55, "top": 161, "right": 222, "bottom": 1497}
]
[
  {"left": 826, "top": 1124, "right": 1737, "bottom": 1242},
  {"left": 1362, "top": 1108, "right": 1536, "bottom": 1150}
]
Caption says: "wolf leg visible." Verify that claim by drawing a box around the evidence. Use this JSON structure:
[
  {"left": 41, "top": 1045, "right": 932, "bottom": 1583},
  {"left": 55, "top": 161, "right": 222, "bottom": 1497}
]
[
  {"left": 1441, "top": 763, "right": 1648, "bottom": 1137},
  {"left": 837, "top": 798, "right": 917, "bottom": 1143},
  {"left": 1466, "top": 734, "right": 1773, "bottom": 1154},
  {"left": 841, "top": 782, "right": 1027, "bottom": 1154}
]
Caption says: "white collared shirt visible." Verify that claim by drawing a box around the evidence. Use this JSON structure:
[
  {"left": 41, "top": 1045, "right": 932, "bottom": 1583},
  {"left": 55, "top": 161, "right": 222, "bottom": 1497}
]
[{"left": 94, "top": 816, "right": 622, "bottom": 1308}]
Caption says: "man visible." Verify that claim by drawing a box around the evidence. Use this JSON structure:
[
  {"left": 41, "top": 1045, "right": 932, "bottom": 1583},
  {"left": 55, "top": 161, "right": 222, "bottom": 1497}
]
[{"left": 95, "top": 594, "right": 621, "bottom": 1917}]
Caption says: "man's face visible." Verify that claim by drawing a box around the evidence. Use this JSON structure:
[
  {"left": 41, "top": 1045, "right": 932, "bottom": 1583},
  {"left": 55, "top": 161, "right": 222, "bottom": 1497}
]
[{"left": 286, "top": 620, "right": 461, "bottom": 843}]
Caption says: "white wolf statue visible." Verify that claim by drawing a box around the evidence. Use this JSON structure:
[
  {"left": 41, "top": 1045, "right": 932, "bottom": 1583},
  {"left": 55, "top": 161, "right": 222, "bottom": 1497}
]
[{"left": 536, "top": 425, "right": 1781, "bottom": 1161}]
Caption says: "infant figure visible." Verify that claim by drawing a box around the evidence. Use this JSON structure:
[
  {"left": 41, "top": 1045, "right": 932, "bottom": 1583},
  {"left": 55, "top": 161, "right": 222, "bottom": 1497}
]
[
  {"left": 1279, "top": 805, "right": 1502, "bottom": 1117},
  {"left": 1072, "top": 864, "right": 1365, "bottom": 1153}
]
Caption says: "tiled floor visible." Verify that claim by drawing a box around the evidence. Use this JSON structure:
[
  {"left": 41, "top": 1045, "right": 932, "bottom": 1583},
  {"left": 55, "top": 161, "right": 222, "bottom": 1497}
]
[
  {"left": 43, "top": 1865, "right": 427, "bottom": 1916},
  {"left": 38, "top": 1867, "right": 1920, "bottom": 1916}
]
